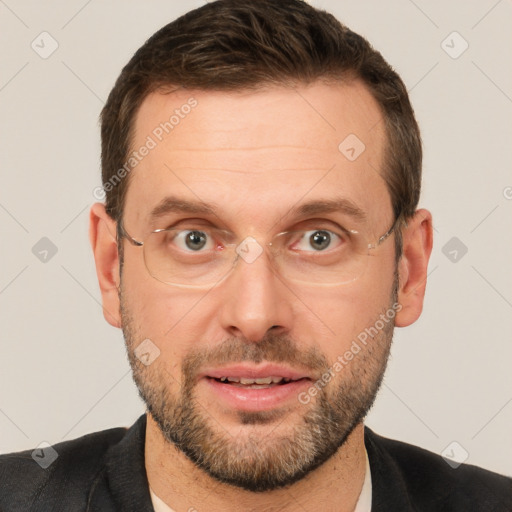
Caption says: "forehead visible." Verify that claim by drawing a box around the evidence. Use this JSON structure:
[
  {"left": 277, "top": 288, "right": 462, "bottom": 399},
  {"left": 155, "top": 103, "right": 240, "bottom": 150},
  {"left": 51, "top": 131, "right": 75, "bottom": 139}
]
[{"left": 124, "top": 80, "right": 390, "bottom": 231}]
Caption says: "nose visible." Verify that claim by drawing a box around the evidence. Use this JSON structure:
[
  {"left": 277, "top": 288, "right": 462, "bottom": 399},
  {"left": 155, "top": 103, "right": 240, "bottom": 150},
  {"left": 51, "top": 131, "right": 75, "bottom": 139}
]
[{"left": 218, "top": 242, "right": 294, "bottom": 342}]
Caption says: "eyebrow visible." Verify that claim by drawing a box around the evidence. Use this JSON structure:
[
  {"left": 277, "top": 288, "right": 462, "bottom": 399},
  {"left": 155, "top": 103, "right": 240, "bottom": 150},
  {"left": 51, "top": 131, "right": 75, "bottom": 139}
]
[
  {"left": 291, "top": 197, "right": 367, "bottom": 223},
  {"left": 149, "top": 195, "right": 366, "bottom": 223},
  {"left": 149, "top": 196, "right": 218, "bottom": 220}
]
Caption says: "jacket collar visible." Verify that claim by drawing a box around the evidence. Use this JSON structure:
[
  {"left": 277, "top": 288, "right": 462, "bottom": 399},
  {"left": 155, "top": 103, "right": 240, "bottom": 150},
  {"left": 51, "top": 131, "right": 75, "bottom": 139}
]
[
  {"left": 90, "top": 414, "right": 417, "bottom": 511},
  {"left": 88, "top": 414, "right": 154, "bottom": 511},
  {"left": 365, "top": 427, "right": 418, "bottom": 512}
]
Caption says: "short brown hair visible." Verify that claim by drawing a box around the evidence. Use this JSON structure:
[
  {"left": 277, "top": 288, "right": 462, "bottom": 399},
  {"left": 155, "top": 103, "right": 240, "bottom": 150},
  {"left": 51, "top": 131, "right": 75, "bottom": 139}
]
[{"left": 101, "top": 0, "right": 421, "bottom": 255}]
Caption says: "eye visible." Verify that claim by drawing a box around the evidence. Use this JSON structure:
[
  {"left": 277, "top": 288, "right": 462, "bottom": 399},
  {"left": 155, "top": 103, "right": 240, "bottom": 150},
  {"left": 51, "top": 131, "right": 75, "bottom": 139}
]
[
  {"left": 173, "top": 230, "right": 214, "bottom": 251},
  {"left": 293, "top": 229, "right": 343, "bottom": 252}
]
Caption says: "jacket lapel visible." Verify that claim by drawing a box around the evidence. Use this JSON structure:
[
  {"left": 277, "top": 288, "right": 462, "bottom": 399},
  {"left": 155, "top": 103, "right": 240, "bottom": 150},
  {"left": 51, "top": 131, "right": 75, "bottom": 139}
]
[
  {"left": 365, "top": 427, "right": 419, "bottom": 512},
  {"left": 87, "top": 414, "right": 155, "bottom": 511}
]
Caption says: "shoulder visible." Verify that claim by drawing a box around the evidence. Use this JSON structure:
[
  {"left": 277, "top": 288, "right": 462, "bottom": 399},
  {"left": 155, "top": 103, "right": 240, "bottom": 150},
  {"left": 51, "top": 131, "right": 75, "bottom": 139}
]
[
  {"left": 0, "top": 424, "right": 129, "bottom": 510},
  {"left": 365, "top": 427, "right": 512, "bottom": 511}
]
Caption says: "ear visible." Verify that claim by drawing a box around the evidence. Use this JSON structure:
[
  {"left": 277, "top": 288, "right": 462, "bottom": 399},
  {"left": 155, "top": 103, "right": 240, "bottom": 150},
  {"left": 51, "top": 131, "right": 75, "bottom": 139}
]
[
  {"left": 395, "top": 209, "right": 433, "bottom": 327},
  {"left": 89, "top": 203, "right": 122, "bottom": 328}
]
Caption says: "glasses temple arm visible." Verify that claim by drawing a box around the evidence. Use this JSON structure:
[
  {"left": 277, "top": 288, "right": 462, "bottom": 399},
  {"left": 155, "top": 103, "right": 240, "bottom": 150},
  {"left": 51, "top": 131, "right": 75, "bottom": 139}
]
[{"left": 117, "top": 221, "right": 144, "bottom": 247}]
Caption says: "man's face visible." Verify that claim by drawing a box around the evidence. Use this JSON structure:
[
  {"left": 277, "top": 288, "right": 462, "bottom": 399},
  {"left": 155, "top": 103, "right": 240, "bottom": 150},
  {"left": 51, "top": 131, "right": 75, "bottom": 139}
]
[{"left": 119, "top": 81, "right": 398, "bottom": 491}]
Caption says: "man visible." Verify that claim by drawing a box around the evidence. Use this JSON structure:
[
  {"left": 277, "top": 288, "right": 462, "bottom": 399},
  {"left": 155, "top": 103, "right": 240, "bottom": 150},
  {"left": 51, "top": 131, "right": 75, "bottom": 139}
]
[{"left": 1, "top": 1, "right": 510, "bottom": 510}]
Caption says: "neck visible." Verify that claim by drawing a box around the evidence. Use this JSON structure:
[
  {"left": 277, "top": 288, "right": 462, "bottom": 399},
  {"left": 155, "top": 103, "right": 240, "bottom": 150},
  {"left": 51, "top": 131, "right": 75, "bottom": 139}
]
[{"left": 145, "top": 413, "right": 367, "bottom": 512}]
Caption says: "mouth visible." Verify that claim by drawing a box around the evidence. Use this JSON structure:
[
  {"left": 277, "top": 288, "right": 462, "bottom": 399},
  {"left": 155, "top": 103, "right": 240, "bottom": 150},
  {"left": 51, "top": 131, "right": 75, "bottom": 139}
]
[
  {"left": 208, "top": 375, "right": 307, "bottom": 388},
  {"left": 199, "top": 364, "right": 313, "bottom": 411}
]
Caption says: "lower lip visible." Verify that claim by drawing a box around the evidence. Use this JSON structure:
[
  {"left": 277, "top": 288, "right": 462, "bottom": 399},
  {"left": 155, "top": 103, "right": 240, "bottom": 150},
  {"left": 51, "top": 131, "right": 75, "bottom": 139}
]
[{"left": 203, "top": 377, "right": 311, "bottom": 412}]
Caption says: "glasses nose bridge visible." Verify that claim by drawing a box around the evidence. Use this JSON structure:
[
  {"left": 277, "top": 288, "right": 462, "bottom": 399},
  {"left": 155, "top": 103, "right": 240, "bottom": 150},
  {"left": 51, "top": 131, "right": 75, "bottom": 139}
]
[{"left": 229, "top": 234, "right": 279, "bottom": 269}]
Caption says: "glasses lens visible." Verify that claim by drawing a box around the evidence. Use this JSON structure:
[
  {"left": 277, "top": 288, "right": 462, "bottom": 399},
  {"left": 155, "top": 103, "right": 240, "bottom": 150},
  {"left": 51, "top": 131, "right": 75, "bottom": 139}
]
[
  {"left": 141, "top": 225, "right": 387, "bottom": 287},
  {"left": 143, "top": 228, "right": 234, "bottom": 286},
  {"left": 270, "top": 229, "right": 370, "bottom": 286}
]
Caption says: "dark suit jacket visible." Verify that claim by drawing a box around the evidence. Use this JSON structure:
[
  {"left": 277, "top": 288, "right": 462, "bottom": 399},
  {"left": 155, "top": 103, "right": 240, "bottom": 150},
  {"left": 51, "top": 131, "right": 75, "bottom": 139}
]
[{"left": 1, "top": 414, "right": 511, "bottom": 511}]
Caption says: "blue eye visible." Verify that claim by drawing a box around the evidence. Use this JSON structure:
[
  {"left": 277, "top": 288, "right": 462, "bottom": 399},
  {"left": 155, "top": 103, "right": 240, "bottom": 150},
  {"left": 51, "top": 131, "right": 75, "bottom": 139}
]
[
  {"left": 174, "top": 230, "right": 213, "bottom": 251},
  {"left": 295, "top": 230, "right": 342, "bottom": 251},
  {"left": 309, "top": 230, "right": 331, "bottom": 250}
]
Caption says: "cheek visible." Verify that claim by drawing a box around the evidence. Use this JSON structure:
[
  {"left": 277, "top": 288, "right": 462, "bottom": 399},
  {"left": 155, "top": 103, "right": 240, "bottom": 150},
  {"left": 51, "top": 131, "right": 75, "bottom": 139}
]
[
  {"left": 121, "top": 260, "right": 205, "bottom": 356},
  {"left": 312, "top": 272, "right": 396, "bottom": 363}
]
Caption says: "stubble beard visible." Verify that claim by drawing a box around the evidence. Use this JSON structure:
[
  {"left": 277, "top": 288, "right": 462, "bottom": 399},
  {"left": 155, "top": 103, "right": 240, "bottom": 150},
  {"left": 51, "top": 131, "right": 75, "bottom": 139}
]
[{"left": 121, "top": 283, "right": 396, "bottom": 492}]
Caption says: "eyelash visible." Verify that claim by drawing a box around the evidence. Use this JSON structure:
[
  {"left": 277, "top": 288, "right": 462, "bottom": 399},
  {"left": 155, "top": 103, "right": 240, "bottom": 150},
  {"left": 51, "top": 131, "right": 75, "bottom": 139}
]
[
  {"left": 166, "top": 226, "right": 351, "bottom": 254},
  {"left": 163, "top": 218, "right": 351, "bottom": 236}
]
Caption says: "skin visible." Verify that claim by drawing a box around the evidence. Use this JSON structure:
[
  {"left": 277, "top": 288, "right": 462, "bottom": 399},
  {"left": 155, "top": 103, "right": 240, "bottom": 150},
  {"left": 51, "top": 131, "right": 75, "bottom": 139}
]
[{"left": 90, "top": 80, "right": 433, "bottom": 511}]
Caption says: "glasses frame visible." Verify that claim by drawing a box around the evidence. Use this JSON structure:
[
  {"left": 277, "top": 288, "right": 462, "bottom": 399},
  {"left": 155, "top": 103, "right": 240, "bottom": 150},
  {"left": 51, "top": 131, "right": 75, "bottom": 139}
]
[{"left": 117, "top": 212, "right": 402, "bottom": 287}]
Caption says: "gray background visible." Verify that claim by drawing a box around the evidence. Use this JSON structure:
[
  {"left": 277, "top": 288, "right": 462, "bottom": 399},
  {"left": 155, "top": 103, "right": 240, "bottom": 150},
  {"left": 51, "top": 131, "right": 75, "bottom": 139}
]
[{"left": 1, "top": 0, "right": 511, "bottom": 476}]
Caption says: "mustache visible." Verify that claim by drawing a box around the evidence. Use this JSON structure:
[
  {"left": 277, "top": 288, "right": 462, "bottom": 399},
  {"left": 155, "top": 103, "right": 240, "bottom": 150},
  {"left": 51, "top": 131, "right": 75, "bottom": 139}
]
[{"left": 181, "top": 332, "right": 330, "bottom": 385}]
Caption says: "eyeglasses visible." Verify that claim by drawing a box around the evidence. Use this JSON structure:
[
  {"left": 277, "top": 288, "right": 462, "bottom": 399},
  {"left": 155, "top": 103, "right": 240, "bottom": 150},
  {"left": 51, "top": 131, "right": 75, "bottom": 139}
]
[{"left": 118, "top": 216, "right": 400, "bottom": 288}]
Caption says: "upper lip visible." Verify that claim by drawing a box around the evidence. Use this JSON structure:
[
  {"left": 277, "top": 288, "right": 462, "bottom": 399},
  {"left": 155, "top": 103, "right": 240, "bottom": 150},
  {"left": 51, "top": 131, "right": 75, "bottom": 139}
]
[{"left": 200, "top": 363, "right": 312, "bottom": 381}]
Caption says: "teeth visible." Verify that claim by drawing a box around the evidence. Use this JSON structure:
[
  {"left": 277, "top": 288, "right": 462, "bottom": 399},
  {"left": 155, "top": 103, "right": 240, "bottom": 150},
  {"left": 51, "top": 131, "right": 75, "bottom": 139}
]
[{"left": 218, "top": 376, "right": 291, "bottom": 385}]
